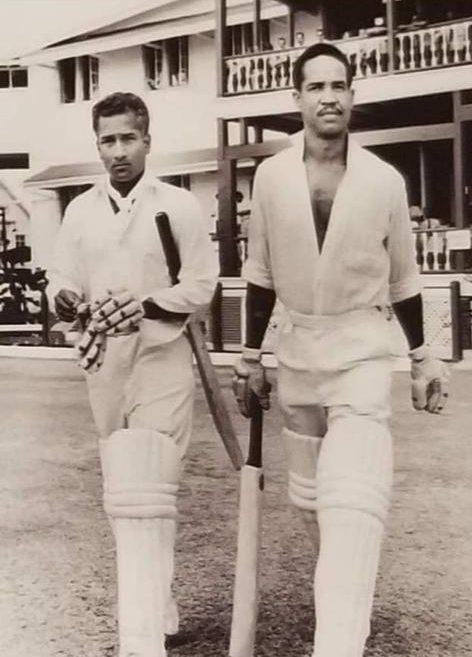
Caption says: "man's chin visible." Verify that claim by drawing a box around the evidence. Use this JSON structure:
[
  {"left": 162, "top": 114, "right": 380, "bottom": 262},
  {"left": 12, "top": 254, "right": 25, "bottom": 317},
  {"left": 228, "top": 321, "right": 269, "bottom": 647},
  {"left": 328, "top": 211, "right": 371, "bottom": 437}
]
[{"left": 110, "top": 170, "right": 134, "bottom": 183}]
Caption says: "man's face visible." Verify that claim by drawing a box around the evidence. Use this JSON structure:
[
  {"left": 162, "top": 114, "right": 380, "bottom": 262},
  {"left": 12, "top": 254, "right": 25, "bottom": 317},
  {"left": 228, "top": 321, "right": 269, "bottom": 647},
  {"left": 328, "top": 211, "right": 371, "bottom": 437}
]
[
  {"left": 293, "top": 55, "right": 354, "bottom": 139},
  {"left": 95, "top": 111, "right": 150, "bottom": 183}
]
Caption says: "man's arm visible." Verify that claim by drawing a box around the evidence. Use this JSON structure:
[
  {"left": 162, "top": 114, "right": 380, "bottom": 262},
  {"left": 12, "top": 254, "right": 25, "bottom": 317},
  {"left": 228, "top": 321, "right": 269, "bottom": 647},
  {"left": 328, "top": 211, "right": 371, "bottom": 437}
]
[
  {"left": 245, "top": 283, "right": 276, "bottom": 349},
  {"left": 233, "top": 163, "right": 275, "bottom": 416},
  {"left": 145, "top": 193, "right": 219, "bottom": 315},
  {"left": 392, "top": 293, "right": 424, "bottom": 351},
  {"left": 48, "top": 201, "right": 86, "bottom": 320}
]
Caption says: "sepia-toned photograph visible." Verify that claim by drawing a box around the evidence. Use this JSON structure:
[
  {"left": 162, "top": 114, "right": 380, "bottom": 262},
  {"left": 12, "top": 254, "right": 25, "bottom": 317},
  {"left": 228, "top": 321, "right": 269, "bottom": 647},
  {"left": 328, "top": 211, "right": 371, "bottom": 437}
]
[{"left": 0, "top": 1, "right": 471, "bottom": 655}]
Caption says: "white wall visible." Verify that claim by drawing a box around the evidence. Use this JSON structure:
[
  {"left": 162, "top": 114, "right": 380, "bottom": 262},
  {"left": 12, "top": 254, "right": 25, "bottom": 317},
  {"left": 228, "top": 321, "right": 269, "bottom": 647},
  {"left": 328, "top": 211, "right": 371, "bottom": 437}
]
[
  {"left": 29, "top": 190, "right": 62, "bottom": 269},
  {"left": 20, "top": 34, "right": 219, "bottom": 174}
]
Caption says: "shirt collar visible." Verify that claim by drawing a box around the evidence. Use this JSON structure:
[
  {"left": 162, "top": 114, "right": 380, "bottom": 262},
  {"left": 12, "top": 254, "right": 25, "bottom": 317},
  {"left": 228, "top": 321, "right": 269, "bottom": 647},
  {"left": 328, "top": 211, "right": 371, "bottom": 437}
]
[
  {"left": 103, "top": 170, "right": 158, "bottom": 209},
  {"left": 289, "top": 129, "right": 360, "bottom": 169}
]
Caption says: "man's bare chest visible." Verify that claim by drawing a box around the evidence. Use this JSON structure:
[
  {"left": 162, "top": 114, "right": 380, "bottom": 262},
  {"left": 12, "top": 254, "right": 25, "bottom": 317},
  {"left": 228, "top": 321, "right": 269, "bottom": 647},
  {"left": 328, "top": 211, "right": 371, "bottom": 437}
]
[{"left": 305, "top": 161, "right": 346, "bottom": 249}]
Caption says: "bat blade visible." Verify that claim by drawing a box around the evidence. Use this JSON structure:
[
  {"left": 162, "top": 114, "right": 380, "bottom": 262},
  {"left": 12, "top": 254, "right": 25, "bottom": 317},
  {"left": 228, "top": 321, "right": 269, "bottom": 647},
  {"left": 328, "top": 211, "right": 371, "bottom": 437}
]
[
  {"left": 229, "top": 463, "right": 264, "bottom": 657},
  {"left": 186, "top": 319, "right": 244, "bottom": 470}
]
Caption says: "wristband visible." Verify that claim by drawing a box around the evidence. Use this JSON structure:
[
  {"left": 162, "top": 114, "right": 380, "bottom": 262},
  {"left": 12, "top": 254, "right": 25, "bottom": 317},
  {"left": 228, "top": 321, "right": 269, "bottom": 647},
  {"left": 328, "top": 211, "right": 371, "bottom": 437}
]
[{"left": 241, "top": 346, "right": 262, "bottom": 362}]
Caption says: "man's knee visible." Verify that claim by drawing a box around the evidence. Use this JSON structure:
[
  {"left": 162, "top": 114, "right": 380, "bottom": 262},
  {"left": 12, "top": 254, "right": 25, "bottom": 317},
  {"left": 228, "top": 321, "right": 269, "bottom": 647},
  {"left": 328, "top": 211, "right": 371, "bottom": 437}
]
[
  {"left": 99, "top": 428, "right": 181, "bottom": 520},
  {"left": 282, "top": 427, "right": 322, "bottom": 511},
  {"left": 316, "top": 414, "right": 393, "bottom": 523}
]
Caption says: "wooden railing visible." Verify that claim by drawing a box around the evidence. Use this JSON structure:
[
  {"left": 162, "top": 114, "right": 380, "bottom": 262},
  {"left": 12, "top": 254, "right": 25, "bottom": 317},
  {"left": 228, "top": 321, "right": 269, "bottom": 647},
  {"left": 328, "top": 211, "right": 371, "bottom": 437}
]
[
  {"left": 223, "top": 18, "right": 472, "bottom": 95},
  {"left": 414, "top": 226, "right": 471, "bottom": 273}
]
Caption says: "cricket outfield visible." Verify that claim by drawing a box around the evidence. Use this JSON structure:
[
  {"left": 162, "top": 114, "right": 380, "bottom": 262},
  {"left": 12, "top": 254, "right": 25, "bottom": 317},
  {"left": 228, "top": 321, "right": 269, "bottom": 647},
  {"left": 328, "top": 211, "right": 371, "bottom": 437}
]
[{"left": 0, "top": 358, "right": 471, "bottom": 657}]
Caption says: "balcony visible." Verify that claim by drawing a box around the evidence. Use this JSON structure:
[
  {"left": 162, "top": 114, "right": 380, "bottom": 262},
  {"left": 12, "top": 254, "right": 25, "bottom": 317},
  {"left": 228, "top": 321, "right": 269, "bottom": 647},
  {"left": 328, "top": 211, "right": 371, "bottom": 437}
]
[
  {"left": 223, "top": 18, "right": 472, "bottom": 96},
  {"left": 414, "top": 226, "right": 472, "bottom": 274}
]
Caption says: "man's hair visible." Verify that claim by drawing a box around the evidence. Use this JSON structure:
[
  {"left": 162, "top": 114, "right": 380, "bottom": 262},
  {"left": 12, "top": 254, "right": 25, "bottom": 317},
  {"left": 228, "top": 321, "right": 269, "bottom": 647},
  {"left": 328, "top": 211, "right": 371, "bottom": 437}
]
[
  {"left": 292, "top": 42, "right": 353, "bottom": 91},
  {"left": 92, "top": 92, "right": 150, "bottom": 134}
]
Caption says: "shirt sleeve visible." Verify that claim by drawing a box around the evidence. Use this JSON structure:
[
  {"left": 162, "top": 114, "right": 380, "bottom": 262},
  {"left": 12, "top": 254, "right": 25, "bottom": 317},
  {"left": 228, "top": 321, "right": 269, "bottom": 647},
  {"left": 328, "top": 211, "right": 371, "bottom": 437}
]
[
  {"left": 388, "top": 174, "right": 421, "bottom": 303},
  {"left": 147, "top": 192, "right": 219, "bottom": 313},
  {"left": 47, "top": 200, "right": 86, "bottom": 305},
  {"left": 241, "top": 165, "right": 274, "bottom": 290}
]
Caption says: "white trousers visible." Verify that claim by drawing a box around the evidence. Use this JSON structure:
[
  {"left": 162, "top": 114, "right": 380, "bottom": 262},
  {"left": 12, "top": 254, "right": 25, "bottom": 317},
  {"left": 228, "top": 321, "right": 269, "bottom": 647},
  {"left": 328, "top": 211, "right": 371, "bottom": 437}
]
[
  {"left": 86, "top": 331, "right": 195, "bottom": 451},
  {"left": 277, "top": 308, "right": 394, "bottom": 657},
  {"left": 87, "top": 332, "right": 195, "bottom": 647}
]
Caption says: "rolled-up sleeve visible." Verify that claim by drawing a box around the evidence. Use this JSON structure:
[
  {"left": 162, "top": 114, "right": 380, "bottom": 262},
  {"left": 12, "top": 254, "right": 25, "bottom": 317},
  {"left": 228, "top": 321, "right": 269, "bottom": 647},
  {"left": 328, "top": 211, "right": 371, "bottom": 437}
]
[
  {"left": 388, "top": 175, "right": 421, "bottom": 303},
  {"left": 242, "top": 166, "right": 274, "bottom": 290},
  {"left": 47, "top": 201, "right": 86, "bottom": 305},
  {"left": 149, "top": 192, "right": 219, "bottom": 313}
]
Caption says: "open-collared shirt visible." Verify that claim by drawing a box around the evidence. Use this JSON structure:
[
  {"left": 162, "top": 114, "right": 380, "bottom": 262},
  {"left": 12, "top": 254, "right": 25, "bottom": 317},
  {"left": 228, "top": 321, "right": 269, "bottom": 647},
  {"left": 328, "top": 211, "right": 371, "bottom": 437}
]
[{"left": 243, "top": 131, "right": 420, "bottom": 315}]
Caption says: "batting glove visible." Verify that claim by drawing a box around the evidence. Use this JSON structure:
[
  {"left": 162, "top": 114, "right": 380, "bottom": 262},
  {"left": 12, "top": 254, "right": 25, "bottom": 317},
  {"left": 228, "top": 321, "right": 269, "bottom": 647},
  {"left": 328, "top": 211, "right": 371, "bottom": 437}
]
[
  {"left": 232, "top": 347, "right": 271, "bottom": 418},
  {"left": 409, "top": 344, "right": 449, "bottom": 414},
  {"left": 91, "top": 288, "right": 144, "bottom": 336},
  {"left": 77, "top": 323, "right": 107, "bottom": 374},
  {"left": 73, "top": 302, "right": 107, "bottom": 374}
]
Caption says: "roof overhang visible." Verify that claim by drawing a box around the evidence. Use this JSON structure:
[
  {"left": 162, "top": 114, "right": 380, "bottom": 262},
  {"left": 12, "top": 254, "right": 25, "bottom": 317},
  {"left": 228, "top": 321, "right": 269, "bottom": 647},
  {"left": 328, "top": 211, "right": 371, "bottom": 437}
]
[
  {"left": 18, "top": 1, "right": 287, "bottom": 65},
  {"left": 24, "top": 147, "right": 255, "bottom": 189}
]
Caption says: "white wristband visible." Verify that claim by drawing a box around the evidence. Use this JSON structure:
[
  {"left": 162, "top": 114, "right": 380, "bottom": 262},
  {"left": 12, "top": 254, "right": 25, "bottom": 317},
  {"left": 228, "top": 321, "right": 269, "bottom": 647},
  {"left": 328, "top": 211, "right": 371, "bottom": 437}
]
[{"left": 242, "top": 346, "right": 262, "bottom": 362}]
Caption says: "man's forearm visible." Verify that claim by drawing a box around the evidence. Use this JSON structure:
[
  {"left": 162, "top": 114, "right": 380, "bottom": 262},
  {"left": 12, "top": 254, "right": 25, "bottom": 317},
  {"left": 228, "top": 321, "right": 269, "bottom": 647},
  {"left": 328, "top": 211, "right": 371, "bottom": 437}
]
[
  {"left": 245, "top": 282, "right": 276, "bottom": 350},
  {"left": 392, "top": 293, "right": 424, "bottom": 351}
]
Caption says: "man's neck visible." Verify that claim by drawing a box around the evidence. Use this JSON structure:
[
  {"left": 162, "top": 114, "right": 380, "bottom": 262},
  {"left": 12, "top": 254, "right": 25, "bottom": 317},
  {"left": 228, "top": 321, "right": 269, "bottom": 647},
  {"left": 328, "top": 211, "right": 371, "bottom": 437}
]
[
  {"left": 110, "top": 170, "right": 145, "bottom": 198},
  {"left": 303, "top": 130, "right": 348, "bottom": 166}
]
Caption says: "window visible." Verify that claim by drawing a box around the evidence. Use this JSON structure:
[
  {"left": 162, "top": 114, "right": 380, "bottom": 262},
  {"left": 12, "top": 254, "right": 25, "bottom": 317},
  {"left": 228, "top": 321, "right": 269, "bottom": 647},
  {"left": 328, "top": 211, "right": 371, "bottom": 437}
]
[
  {"left": 81, "top": 55, "right": 99, "bottom": 101},
  {"left": 58, "top": 56, "right": 99, "bottom": 103},
  {"left": 225, "top": 21, "right": 271, "bottom": 55},
  {"left": 0, "top": 153, "right": 29, "bottom": 169},
  {"left": 15, "top": 234, "right": 26, "bottom": 248},
  {"left": 58, "top": 185, "right": 93, "bottom": 215},
  {"left": 143, "top": 43, "right": 164, "bottom": 89},
  {"left": 167, "top": 37, "right": 189, "bottom": 87},
  {"left": 0, "top": 65, "right": 28, "bottom": 88},
  {"left": 160, "top": 174, "right": 190, "bottom": 189},
  {"left": 143, "top": 36, "right": 189, "bottom": 89}
]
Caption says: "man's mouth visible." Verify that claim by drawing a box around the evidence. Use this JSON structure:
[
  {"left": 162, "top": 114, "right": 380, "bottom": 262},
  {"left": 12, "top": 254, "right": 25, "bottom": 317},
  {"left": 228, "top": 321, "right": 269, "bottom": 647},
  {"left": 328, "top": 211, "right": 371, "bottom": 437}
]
[
  {"left": 319, "top": 110, "right": 342, "bottom": 117},
  {"left": 112, "top": 163, "right": 130, "bottom": 170}
]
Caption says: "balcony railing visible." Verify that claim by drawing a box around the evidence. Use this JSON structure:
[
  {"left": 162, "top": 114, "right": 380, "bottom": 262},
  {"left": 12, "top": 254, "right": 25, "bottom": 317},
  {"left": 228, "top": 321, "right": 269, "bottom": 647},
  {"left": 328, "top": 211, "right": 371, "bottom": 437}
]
[
  {"left": 414, "top": 226, "right": 472, "bottom": 273},
  {"left": 223, "top": 18, "right": 472, "bottom": 95}
]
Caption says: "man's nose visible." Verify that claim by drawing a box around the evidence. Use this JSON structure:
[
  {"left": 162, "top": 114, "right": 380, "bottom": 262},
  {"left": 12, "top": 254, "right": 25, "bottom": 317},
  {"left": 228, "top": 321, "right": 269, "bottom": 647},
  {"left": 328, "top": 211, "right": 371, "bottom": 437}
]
[
  {"left": 113, "top": 140, "right": 126, "bottom": 158},
  {"left": 320, "top": 87, "right": 337, "bottom": 103}
]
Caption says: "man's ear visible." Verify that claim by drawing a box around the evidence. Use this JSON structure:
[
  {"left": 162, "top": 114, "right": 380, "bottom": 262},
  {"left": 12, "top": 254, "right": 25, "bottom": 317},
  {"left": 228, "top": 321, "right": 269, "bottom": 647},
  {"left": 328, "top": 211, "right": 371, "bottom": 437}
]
[
  {"left": 292, "top": 89, "right": 301, "bottom": 108},
  {"left": 144, "top": 133, "right": 151, "bottom": 152}
]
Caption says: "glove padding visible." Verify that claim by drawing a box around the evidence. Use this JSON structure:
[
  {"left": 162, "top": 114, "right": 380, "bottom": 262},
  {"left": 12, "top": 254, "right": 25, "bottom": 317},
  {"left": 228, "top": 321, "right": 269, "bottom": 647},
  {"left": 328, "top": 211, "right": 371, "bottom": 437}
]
[
  {"left": 232, "top": 350, "right": 271, "bottom": 418},
  {"left": 91, "top": 288, "right": 144, "bottom": 336},
  {"left": 77, "top": 322, "right": 107, "bottom": 374},
  {"left": 410, "top": 347, "right": 449, "bottom": 413}
]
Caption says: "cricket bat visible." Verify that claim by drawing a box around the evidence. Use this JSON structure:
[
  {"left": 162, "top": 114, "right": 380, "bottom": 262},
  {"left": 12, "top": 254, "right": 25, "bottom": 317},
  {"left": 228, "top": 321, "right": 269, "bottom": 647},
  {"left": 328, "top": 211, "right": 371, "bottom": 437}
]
[
  {"left": 154, "top": 212, "right": 243, "bottom": 471},
  {"left": 229, "top": 396, "right": 264, "bottom": 657}
]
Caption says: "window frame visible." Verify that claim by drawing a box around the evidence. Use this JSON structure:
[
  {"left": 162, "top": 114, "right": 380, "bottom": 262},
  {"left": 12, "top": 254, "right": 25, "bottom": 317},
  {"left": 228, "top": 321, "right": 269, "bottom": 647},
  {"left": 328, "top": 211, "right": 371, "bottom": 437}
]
[{"left": 0, "top": 65, "right": 28, "bottom": 89}]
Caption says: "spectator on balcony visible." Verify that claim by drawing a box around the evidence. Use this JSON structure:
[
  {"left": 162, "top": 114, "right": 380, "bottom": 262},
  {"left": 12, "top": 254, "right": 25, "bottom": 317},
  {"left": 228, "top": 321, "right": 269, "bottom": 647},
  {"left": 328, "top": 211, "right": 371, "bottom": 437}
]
[
  {"left": 233, "top": 42, "right": 448, "bottom": 657},
  {"left": 409, "top": 205, "right": 424, "bottom": 229}
]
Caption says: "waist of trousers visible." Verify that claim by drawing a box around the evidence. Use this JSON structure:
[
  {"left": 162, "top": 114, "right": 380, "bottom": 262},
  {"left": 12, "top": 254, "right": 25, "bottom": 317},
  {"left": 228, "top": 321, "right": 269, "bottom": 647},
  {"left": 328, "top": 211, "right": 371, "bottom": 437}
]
[{"left": 286, "top": 306, "right": 386, "bottom": 329}]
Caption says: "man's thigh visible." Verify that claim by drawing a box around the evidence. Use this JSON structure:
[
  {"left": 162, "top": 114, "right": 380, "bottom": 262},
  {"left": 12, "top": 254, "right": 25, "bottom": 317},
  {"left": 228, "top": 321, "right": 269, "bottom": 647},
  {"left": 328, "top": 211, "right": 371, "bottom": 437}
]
[{"left": 126, "top": 335, "right": 195, "bottom": 457}]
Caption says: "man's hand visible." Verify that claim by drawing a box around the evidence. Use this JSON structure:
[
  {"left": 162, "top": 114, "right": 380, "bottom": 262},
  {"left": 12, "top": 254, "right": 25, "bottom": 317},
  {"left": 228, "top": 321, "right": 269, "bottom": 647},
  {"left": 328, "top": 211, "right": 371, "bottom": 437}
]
[
  {"left": 410, "top": 345, "right": 449, "bottom": 413},
  {"left": 232, "top": 347, "right": 271, "bottom": 418},
  {"left": 91, "top": 289, "right": 144, "bottom": 336},
  {"left": 54, "top": 289, "right": 81, "bottom": 322}
]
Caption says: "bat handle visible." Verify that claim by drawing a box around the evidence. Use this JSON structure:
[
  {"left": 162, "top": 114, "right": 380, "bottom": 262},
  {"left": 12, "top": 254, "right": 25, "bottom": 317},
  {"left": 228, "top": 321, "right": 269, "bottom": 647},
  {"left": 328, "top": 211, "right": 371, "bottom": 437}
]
[{"left": 247, "top": 395, "right": 263, "bottom": 468}]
